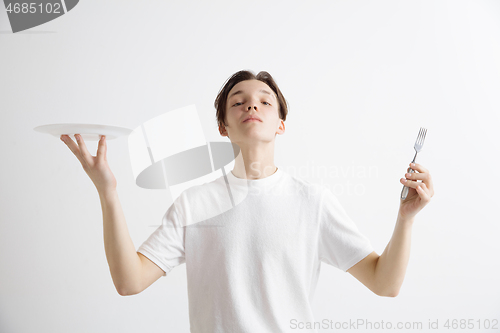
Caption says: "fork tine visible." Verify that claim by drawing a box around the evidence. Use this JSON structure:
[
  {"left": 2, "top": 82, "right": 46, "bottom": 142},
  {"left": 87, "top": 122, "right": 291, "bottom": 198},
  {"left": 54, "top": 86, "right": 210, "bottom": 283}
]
[
  {"left": 416, "top": 127, "right": 423, "bottom": 145},
  {"left": 419, "top": 127, "right": 427, "bottom": 145}
]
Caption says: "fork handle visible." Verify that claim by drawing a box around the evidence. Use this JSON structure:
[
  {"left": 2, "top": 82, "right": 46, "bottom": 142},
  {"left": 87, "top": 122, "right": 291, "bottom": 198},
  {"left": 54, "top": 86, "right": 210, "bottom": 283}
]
[
  {"left": 401, "top": 152, "right": 418, "bottom": 200},
  {"left": 400, "top": 168, "right": 415, "bottom": 200}
]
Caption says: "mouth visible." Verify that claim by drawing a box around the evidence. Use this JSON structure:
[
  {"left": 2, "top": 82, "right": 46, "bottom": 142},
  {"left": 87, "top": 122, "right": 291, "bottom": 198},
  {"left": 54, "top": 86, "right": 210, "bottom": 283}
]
[{"left": 243, "top": 116, "right": 262, "bottom": 123}]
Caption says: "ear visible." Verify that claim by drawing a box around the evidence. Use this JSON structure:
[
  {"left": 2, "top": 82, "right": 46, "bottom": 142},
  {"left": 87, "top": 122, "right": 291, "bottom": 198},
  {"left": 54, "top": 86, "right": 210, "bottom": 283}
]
[
  {"left": 276, "top": 119, "right": 285, "bottom": 135},
  {"left": 219, "top": 123, "right": 229, "bottom": 137}
]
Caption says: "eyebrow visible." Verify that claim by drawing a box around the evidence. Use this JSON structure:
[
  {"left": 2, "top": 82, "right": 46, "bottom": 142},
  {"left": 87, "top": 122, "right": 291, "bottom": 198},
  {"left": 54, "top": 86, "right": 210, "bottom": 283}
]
[{"left": 228, "top": 89, "right": 275, "bottom": 101}]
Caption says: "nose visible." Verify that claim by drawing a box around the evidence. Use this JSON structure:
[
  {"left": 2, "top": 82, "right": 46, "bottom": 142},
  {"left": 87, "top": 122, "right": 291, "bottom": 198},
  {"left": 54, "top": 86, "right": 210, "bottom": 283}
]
[{"left": 245, "top": 97, "right": 259, "bottom": 111}]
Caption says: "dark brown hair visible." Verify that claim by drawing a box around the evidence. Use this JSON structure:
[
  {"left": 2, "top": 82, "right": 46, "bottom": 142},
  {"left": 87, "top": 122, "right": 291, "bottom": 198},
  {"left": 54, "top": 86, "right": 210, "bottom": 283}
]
[{"left": 214, "top": 70, "right": 288, "bottom": 128}]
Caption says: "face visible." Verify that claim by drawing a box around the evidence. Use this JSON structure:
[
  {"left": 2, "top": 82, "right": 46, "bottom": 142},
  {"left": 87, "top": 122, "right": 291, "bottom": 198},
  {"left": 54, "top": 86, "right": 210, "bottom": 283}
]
[{"left": 219, "top": 79, "right": 285, "bottom": 145}]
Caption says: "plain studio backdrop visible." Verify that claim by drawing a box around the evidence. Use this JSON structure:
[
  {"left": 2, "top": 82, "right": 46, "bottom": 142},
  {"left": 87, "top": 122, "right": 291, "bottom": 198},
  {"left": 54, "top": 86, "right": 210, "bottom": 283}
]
[{"left": 1, "top": 1, "right": 499, "bottom": 332}]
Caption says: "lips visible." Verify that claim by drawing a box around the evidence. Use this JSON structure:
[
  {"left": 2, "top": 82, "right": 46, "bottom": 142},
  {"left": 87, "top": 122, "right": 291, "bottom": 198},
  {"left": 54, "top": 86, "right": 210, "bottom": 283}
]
[{"left": 243, "top": 115, "right": 262, "bottom": 123}]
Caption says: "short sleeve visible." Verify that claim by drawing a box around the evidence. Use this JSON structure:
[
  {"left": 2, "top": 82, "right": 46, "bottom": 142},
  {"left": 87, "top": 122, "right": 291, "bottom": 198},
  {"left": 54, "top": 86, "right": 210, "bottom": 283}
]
[
  {"left": 137, "top": 203, "right": 186, "bottom": 277},
  {"left": 318, "top": 188, "right": 374, "bottom": 272}
]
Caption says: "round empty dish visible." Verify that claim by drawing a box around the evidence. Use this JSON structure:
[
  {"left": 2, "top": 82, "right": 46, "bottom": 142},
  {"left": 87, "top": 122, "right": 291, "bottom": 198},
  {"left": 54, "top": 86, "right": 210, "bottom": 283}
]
[{"left": 33, "top": 123, "right": 133, "bottom": 141}]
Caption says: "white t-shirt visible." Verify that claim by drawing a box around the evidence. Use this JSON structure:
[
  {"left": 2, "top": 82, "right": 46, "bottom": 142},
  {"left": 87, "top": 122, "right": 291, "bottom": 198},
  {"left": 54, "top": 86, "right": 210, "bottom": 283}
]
[{"left": 137, "top": 167, "right": 374, "bottom": 333}]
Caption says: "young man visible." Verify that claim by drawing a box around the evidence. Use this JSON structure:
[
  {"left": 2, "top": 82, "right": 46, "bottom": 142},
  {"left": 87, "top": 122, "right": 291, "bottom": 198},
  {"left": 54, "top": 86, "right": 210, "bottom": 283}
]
[{"left": 61, "top": 70, "right": 434, "bottom": 333}]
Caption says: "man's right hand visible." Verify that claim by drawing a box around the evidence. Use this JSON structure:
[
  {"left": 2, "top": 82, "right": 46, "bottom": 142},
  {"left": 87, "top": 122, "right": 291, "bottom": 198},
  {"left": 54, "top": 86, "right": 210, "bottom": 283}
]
[{"left": 61, "top": 134, "right": 117, "bottom": 193}]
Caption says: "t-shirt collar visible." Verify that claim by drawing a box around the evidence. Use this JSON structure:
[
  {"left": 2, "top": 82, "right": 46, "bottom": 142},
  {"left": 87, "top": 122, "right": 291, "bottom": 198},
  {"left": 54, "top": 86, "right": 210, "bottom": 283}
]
[{"left": 227, "top": 166, "right": 283, "bottom": 188}]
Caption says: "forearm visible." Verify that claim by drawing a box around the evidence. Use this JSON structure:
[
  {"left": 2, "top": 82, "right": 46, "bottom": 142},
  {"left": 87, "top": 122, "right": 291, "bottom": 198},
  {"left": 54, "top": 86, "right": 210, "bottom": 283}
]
[
  {"left": 99, "top": 189, "right": 142, "bottom": 295},
  {"left": 374, "top": 214, "right": 414, "bottom": 296}
]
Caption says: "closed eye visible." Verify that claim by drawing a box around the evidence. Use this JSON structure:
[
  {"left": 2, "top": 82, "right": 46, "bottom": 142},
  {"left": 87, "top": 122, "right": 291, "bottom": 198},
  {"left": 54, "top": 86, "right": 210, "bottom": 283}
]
[{"left": 232, "top": 101, "right": 271, "bottom": 106}]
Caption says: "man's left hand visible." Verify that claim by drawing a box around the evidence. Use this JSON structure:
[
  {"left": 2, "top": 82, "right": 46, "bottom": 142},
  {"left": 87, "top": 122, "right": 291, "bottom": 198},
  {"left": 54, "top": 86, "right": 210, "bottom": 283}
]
[{"left": 399, "top": 162, "right": 434, "bottom": 220}]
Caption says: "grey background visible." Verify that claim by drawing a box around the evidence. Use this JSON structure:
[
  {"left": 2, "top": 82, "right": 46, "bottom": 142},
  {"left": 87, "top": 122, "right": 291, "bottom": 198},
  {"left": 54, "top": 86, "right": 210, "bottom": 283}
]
[{"left": 1, "top": 0, "right": 499, "bottom": 332}]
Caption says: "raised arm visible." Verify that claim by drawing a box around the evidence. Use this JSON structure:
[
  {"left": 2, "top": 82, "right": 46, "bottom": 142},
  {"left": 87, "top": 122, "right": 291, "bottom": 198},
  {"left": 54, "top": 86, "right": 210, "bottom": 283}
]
[
  {"left": 61, "top": 134, "right": 164, "bottom": 296},
  {"left": 99, "top": 189, "right": 165, "bottom": 295},
  {"left": 347, "top": 162, "right": 434, "bottom": 297},
  {"left": 347, "top": 215, "right": 414, "bottom": 297}
]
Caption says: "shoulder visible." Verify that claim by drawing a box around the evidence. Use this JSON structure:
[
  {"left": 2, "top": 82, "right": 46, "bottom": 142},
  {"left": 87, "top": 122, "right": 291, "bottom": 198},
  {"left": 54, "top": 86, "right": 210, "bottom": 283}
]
[{"left": 168, "top": 175, "right": 229, "bottom": 227}]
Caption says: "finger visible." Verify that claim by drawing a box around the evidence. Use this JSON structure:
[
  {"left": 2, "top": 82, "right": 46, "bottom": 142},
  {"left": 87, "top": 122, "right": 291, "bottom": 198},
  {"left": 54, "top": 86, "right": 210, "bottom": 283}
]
[
  {"left": 416, "top": 183, "right": 431, "bottom": 203},
  {"left": 96, "top": 135, "right": 107, "bottom": 160},
  {"left": 407, "top": 166, "right": 421, "bottom": 174},
  {"left": 409, "top": 163, "right": 428, "bottom": 174},
  {"left": 422, "top": 173, "right": 434, "bottom": 197},
  {"left": 405, "top": 171, "right": 424, "bottom": 181},
  {"left": 408, "top": 163, "right": 433, "bottom": 192},
  {"left": 410, "top": 166, "right": 433, "bottom": 193},
  {"left": 74, "top": 134, "right": 92, "bottom": 161},
  {"left": 61, "top": 135, "right": 84, "bottom": 163},
  {"left": 400, "top": 177, "right": 423, "bottom": 189},
  {"left": 401, "top": 178, "right": 432, "bottom": 200}
]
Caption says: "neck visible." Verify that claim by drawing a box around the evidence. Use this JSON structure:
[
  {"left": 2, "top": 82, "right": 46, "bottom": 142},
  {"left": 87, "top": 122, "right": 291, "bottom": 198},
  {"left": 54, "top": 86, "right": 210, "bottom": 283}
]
[{"left": 231, "top": 141, "right": 277, "bottom": 180}]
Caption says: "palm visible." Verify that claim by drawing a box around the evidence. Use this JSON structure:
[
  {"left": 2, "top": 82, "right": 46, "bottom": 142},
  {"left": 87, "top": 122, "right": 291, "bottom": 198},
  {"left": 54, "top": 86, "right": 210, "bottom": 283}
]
[{"left": 61, "top": 134, "right": 117, "bottom": 193}]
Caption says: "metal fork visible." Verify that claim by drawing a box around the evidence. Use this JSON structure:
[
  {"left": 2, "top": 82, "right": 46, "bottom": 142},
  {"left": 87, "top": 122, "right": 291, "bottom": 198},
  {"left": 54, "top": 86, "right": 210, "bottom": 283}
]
[{"left": 401, "top": 127, "right": 427, "bottom": 200}]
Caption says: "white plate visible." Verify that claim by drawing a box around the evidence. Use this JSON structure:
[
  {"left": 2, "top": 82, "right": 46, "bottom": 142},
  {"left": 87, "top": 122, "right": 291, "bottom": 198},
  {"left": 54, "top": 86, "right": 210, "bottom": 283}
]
[{"left": 33, "top": 123, "right": 133, "bottom": 141}]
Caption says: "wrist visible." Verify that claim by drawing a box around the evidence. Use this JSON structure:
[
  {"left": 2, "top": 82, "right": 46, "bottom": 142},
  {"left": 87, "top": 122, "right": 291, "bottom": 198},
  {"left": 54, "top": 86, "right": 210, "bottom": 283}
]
[
  {"left": 98, "top": 187, "right": 118, "bottom": 199},
  {"left": 397, "top": 212, "right": 415, "bottom": 225}
]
